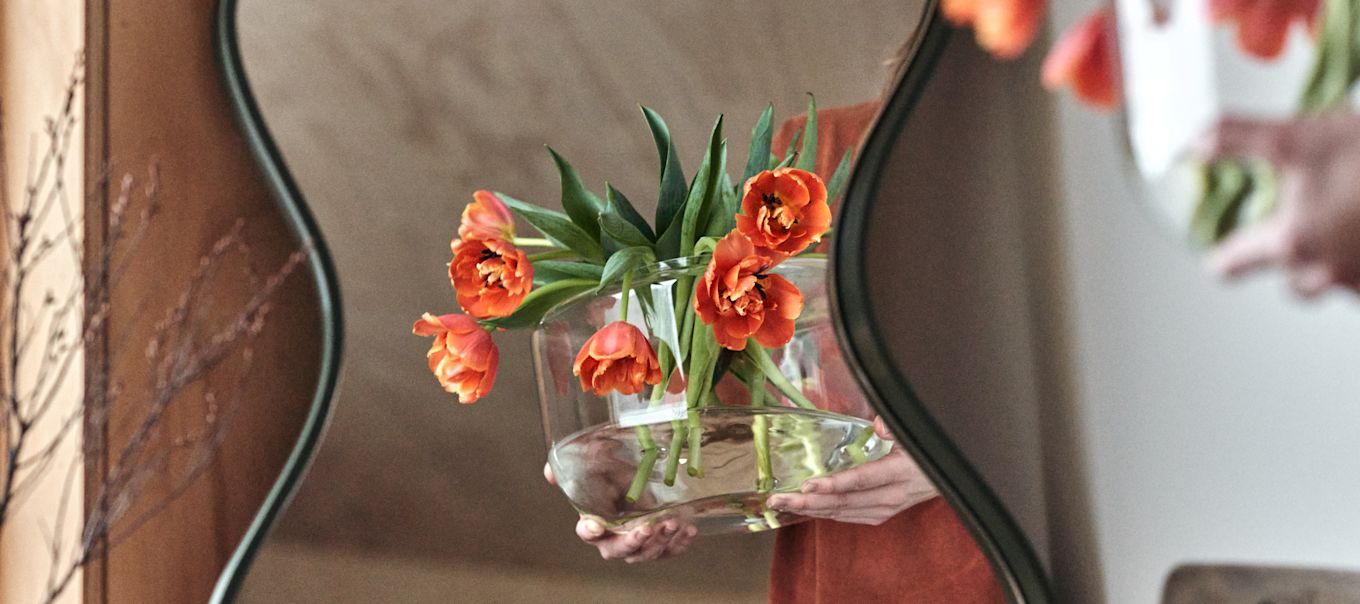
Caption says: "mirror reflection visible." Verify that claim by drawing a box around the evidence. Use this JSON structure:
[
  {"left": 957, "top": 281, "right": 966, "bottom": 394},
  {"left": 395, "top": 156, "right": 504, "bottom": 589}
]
[
  {"left": 862, "top": 28, "right": 1055, "bottom": 564},
  {"left": 227, "top": 1, "right": 1016, "bottom": 602}
]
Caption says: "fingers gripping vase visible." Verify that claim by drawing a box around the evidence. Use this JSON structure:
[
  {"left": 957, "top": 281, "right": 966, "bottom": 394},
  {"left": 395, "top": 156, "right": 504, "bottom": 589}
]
[{"left": 534, "top": 256, "right": 891, "bottom": 534}]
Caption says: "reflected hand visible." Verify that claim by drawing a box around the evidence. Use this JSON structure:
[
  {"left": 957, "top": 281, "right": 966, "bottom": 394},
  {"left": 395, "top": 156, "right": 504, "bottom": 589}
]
[
  {"left": 765, "top": 417, "right": 937, "bottom": 526},
  {"left": 1200, "top": 113, "right": 1360, "bottom": 298},
  {"left": 544, "top": 463, "right": 697, "bottom": 563}
]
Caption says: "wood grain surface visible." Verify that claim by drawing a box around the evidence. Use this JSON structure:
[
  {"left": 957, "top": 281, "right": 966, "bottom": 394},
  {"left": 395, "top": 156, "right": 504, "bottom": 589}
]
[{"left": 90, "top": 0, "right": 323, "bottom": 601}]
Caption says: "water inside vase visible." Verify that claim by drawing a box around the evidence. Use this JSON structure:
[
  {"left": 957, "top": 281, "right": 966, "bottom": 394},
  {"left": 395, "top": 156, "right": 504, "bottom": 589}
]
[{"left": 548, "top": 407, "right": 892, "bottom": 535}]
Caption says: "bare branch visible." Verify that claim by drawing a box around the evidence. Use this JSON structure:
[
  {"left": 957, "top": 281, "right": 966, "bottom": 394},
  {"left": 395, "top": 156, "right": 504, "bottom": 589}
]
[{"left": 4, "top": 54, "right": 308, "bottom": 604}]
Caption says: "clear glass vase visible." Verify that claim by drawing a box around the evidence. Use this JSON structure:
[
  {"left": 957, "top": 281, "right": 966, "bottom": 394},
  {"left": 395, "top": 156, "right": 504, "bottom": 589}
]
[{"left": 534, "top": 256, "right": 892, "bottom": 535}]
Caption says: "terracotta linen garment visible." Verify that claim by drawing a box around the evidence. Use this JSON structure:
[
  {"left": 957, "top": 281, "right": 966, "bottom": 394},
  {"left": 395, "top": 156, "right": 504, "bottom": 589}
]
[{"left": 766, "top": 102, "right": 1005, "bottom": 603}]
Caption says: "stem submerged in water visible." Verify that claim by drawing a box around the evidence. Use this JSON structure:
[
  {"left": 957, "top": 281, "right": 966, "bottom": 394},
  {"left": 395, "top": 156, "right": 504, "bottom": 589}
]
[
  {"left": 626, "top": 425, "right": 658, "bottom": 503},
  {"left": 686, "top": 409, "right": 704, "bottom": 477},
  {"left": 664, "top": 420, "right": 686, "bottom": 485},
  {"left": 745, "top": 343, "right": 817, "bottom": 410},
  {"left": 626, "top": 338, "right": 671, "bottom": 497},
  {"left": 750, "top": 377, "right": 774, "bottom": 493},
  {"left": 847, "top": 425, "right": 874, "bottom": 466}
]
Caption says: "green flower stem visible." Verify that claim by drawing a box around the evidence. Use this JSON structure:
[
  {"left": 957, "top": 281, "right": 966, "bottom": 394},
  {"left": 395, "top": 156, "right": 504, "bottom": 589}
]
[
  {"left": 626, "top": 443, "right": 660, "bottom": 504},
  {"left": 673, "top": 275, "right": 695, "bottom": 362},
  {"left": 686, "top": 409, "right": 703, "bottom": 477},
  {"left": 624, "top": 333, "right": 673, "bottom": 498},
  {"left": 701, "top": 388, "right": 720, "bottom": 407},
  {"left": 626, "top": 423, "right": 660, "bottom": 504},
  {"left": 763, "top": 508, "right": 783, "bottom": 530},
  {"left": 847, "top": 425, "right": 874, "bottom": 466},
  {"left": 751, "top": 378, "right": 774, "bottom": 493},
  {"left": 619, "top": 271, "right": 633, "bottom": 320},
  {"left": 745, "top": 342, "right": 817, "bottom": 410},
  {"left": 739, "top": 500, "right": 781, "bottom": 532},
  {"left": 664, "top": 420, "right": 686, "bottom": 486},
  {"left": 743, "top": 507, "right": 763, "bottom": 532},
  {"left": 512, "top": 237, "right": 556, "bottom": 248},
  {"left": 526, "top": 249, "right": 573, "bottom": 262}
]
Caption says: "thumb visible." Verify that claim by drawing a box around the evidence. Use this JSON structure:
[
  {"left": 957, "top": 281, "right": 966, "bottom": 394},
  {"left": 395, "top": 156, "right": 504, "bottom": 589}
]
[
  {"left": 873, "top": 416, "right": 897, "bottom": 442},
  {"left": 1207, "top": 219, "right": 1292, "bottom": 279},
  {"left": 576, "top": 516, "right": 608, "bottom": 543},
  {"left": 543, "top": 462, "right": 556, "bottom": 486}
]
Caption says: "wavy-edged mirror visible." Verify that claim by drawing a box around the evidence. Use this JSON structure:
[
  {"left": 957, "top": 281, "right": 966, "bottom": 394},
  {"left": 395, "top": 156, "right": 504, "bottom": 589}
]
[{"left": 214, "top": 0, "right": 1055, "bottom": 602}]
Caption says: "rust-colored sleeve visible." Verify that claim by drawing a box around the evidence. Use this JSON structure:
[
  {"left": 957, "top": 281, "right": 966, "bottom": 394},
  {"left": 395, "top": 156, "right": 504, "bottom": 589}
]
[
  {"left": 769, "top": 100, "right": 880, "bottom": 189},
  {"left": 767, "top": 103, "right": 1006, "bottom": 604}
]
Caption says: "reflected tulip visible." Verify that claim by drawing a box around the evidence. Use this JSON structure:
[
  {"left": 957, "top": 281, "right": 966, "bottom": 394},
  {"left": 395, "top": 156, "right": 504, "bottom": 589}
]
[
  {"left": 945, "top": 0, "right": 1047, "bottom": 59},
  {"left": 1042, "top": 6, "right": 1122, "bottom": 111},
  {"left": 459, "top": 190, "right": 516, "bottom": 241},
  {"left": 736, "top": 168, "right": 831, "bottom": 259},
  {"left": 694, "top": 231, "right": 804, "bottom": 351},
  {"left": 573, "top": 321, "right": 663, "bottom": 396},
  {"left": 1210, "top": 0, "right": 1319, "bottom": 59},
  {"left": 412, "top": 312, "right": 499, "bottom": 404},
  {"left": 449, "top": 237, "right": 533, "bottom": 319}
]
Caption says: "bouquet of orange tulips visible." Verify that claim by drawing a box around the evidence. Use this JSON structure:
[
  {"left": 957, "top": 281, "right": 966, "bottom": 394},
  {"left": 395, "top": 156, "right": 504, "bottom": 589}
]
[{"left": 414, "top": 98, "right": 853, "bottom": 499}]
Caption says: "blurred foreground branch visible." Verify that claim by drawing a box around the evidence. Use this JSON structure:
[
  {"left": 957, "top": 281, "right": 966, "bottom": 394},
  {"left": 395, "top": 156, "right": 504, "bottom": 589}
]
[{"left": 1, "top": 55, "right": 303, "bottom": 603}]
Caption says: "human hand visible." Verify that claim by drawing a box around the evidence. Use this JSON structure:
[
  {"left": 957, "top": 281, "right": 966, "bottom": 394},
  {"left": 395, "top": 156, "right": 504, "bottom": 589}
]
[
  {"left": 544, "top": 463, "right": 697, "bottom": 563},
  {"left": 1200, "top": 112, "right": 1360, "bottom": 298},
  {"left": 765, "top": 417, "right": 938, "bottom": 526}
]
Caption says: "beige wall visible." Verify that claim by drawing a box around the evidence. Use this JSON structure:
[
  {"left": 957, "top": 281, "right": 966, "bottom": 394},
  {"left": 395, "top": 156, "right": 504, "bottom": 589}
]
[
  {"left": 0, "top": 1, "right": 84, "bottom": 602},
  {"left": 234, "top": 1, "right": 922, "bottom": 601}
]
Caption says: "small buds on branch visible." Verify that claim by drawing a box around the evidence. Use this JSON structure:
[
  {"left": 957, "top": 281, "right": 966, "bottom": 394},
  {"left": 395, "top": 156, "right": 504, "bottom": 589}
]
[{"left": 2, "top": 56, "right": 303, "bottom": 604}]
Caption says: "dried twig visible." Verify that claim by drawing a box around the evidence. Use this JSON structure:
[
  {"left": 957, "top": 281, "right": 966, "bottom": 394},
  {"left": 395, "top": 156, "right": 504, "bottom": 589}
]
[{"left": 1, "top": 54, "right": 304, "bottom": 604}]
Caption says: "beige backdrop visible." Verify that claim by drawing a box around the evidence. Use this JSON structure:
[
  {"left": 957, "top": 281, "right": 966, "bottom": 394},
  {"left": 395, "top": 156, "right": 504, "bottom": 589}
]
[{"left": 234, "top": 1, "right": 921, "bottom": 601}]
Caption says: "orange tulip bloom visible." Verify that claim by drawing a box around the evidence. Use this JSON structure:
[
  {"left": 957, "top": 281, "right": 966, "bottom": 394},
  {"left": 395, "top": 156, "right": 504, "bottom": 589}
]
[
  {"left": 736, "top": 168, "right": 831, "bottom": 260},
  {"left": 1042, "top": 6, "right": 1122, "bottom": 111},
  {"left": 459, "top": 190, "right": 516, "bottom": 241},
  {"left": 945, "top": 0, "right": 1047, "bottom": 59},
  {"left": 694, "top": 231, "right": 804, "bottom": 351},
  {"left": 449, "top": 237, "right": 533, "bottom": 319},
  {"left": 573, "top": 321, "right": 663, "bottom": 396},
  {"left": 412, "top": 312, "right": 499, "bottom": 404},
  {"left": 1210, "top": 0, "right": 1318, "bottom": 59}
]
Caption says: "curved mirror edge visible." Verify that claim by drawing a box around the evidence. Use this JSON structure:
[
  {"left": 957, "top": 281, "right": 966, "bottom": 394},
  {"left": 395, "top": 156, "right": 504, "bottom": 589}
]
[
  {"left": 211, "top": 0, "right": 347, "bottom": 601},
  {"left": 829, "top": 6, "right": 1052, "bottom": 603}
]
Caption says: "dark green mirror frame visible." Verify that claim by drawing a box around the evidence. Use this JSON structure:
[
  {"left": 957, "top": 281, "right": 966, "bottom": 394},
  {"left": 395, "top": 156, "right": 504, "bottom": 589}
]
[
  {"left": 828, "top": 4, "right": 1052, "bottom": 603},
  {"left": 210, "top": 0, "right": 345, "bottom": 601},
  {"left": 208, "top": 0, "right": 1044, "bottom": 600}
]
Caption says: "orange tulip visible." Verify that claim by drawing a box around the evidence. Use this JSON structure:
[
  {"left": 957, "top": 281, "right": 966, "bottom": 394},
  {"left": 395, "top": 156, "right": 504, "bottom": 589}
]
[
  {"left": 945, "top": 0, "right": 1047, "bottom": 59},
  {"left": 1210, "top": 0, "right": 1318, "bottom": 59},
  {"left": 694, "top": 231, "right": 804, "bottom": 351},
  {"left": 1042, "top": 6, "right": 1122, "bottom": 111},
  {"left": 459, "top": 190, "right": 516, "bottom": 241},
  {"left": 944, "top": 0, "right": 983, "bottom": 23},
  {"left": 736, "top": 168, "right": 831, "bottom": 260},
  {"left": 449, "top": 237, "right": 533, "bottom": 319},
  {"left": 573, "top": 321, "right": 663, "bottom": 396},
  {"left": 412, "top": 312, "right": 499, "bottom": 404}
]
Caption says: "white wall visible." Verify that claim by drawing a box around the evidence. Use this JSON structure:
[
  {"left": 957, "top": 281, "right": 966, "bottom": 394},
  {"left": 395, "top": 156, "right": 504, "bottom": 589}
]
[{"left": 1047, "top": 1, "right": 1360, "bottom": 601}]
